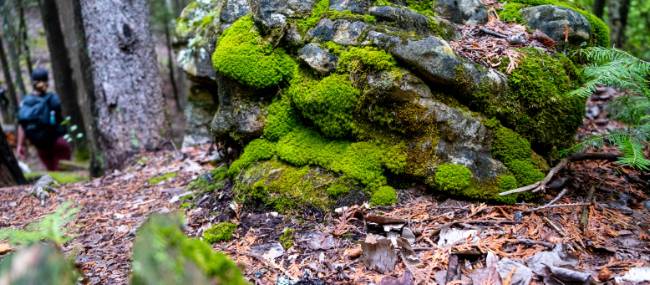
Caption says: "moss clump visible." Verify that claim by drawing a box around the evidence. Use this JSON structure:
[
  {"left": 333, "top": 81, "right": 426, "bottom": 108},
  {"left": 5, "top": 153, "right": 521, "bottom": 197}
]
[
  {"left": 264, "top": 96, "right": 300, "bottom": 141},
  {"left": 491, "top": 127, "right": 532, "bottom": 163},
  {"left": 188, "top": 166, "right": 229, "bottom": 193},
  {"left": 473, "top": 48, "right": 584, "bottom": 152},
  {"left": 234, "top": 160, "right": 337, "bottom": 212},
  {"left": 497, "top": 175, "right": 519, "bottom": 191},
  {"left": 497, "top": 0, "right": 610, "bottom": 47},
  {"left": 406, "top": 0, "right": 434, "bottom": 16},
  {"left": 228, "top": 139, "right": 277, "bottom": 176},
  {"left": 434, "top": 164, "right": 473, "bottom": 192},
  {"left": 24, "top": 171, "right": 88, "bottom": 184},
  {"left": 370, "top": 186, "right": 398, "bottom": 206},
  {"left": 279, "top": 228, "right": 295, "bottom": 249},
  {"left": 203, "top": 222, "right": 237, "bottom": 243},
  {"left": 297, "top": 0, "right": 330, "bottom": 33},
  {"left": 275, "top": 127, "right": 406, "bottom": 188},
  {"left": 338, "top": 46, "right": 397, "bottom": 73},
  {"left": 326, "top": 183, "right": 351, "bottom": 197},
  {"left": 148, "top": 172, "right": 178, "bottom": 185},
  {"left": 498, "top": 2, "right": 527, "bottom": 23},
  {"left": 131, "top": 214, "right": 246, "bottom": 285},
  {"left": 507, "top": 159, "right": 545, "bottom": 186},
  {"left": 289, "top": 73, "right": 361, "bottom": 138},
  {"left": 212, "top": 16, "right": 295, "bottom": 89}
]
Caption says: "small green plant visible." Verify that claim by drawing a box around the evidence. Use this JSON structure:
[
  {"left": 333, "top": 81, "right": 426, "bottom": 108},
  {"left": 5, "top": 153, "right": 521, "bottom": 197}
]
[
  {"left": 0, "top": 202, "right": 79, "bottom": 246},
  {"left": 203, "top": 222, "right": 237, "bottom": 243},
  {"left": 279, "top": 228, "right": 295, "bottom": 249}
]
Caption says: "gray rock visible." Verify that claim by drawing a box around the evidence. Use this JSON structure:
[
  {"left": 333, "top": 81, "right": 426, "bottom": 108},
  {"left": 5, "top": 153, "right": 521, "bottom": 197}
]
[
  {"left": 521, "top": 5, "right": 591, "bottom": 46},
  {"left": 211, "top": 76, "right": 269, "bottom": 142},
  {"left": 221, "top": 0, "right": 250, "bottom": 24},
  {"left": 298, "top": 43, "right": 338, "bottom": 75},
  {"left": 364, "top": 30, "right": 402, "bottom": 49},
  {"left": 308, "top": 18, "right": 337, "bottom": 42},
  {"left": 182, "top": 87, "right": 217, "bottom": 148},
  {"left": 330, "top": 0, "right": 369, "bottom": 14},
  {"left": 364, "top": 69, "right": 507, "bottom": 179},
  {"left": 250, "top": 0, "right": 288, "bottom": 36},
  {"left": 332, "top": 20, "right": 370, "bottom": 45},
  {"left": 435, "top": 0, "right": 488, "bottom": 25},
  {"left": 369, "top": 6, "right": 431, "bottom": 34}
]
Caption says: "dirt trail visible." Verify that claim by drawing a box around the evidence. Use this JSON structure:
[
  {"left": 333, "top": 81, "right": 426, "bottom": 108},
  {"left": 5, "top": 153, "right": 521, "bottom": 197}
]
[{"left": 0, "top": 146, "right": 212, "bottom": 284}]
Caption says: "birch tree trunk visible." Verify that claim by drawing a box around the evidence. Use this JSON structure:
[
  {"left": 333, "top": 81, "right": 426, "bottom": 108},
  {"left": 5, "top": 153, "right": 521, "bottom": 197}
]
[{"left": 57, "top": 0, "right": 169, "bottom": 174}]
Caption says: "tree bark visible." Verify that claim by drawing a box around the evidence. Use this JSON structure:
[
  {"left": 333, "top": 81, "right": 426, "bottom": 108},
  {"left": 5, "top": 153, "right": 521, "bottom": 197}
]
[
  {"left": 2, "top": 0, "right": 27, "bottom": 96},
  {"left": 0, "top": 128, "right": 25, "bottom": 187},
  {"left": 0, "top": 33, "right": 18, "bottom": 121},
  {"left": 593, "top": 0, "right": 606, "bottom": 19},
  {"left": 608, "top": 0, "right": 631, "bottom": 47},
  {"left": 38, "top": 0, "right": 86, "bottom": 142},
  {"left": 17, "top": 0, "right": 32, "bottom": 75},
  {"left": 58, "top": 0, "right": 169, "bottom": 174}
]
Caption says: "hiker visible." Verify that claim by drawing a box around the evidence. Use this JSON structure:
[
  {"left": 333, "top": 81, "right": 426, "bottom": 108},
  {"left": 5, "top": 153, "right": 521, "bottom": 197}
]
[{"left": 16, "top": 68, "right": 71, "bottom": 171}]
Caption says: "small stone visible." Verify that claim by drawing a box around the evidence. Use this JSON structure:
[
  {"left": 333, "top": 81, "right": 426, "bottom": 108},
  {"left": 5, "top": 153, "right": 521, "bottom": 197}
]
[
  {"left": 298, "top": 43, "right": 338, "bottom": 75},
  {"left": 344, "top": 245, "right": 363, "bottom": 259}
]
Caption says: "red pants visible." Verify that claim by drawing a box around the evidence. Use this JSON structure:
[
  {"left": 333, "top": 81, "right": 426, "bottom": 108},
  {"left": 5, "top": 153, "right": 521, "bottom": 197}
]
[{"left": 36, "top": 137, "right": 72, "bottom": 171}]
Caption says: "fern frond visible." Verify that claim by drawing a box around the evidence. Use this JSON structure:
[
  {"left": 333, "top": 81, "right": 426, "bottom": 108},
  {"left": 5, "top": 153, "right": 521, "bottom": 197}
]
[
  {"left": 0, "top": 202, "right": 79, "bottom": 246},
  {"left": 613, "top": 135, "right": 650, "bottom": 170}
]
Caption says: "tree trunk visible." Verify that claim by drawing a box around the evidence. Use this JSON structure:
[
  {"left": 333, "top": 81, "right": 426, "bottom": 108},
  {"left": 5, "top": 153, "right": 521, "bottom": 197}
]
[
  {"left": 593, "top": 0, "right": 606, "bottom": 19},
  {"left": 0, "top": 128, "right": 25, "bottom": 187},
  {"left": 162, "top": 5, "right": 182, "bottom": 112},
  {"left": 18, "top": 0, "right": 32, "bottom": 75},
  {"left": 608, "top": 0, "right": 631, "bottom": 47},
  {"left": 1, "top": 1, "right": 27, "bottom": 96},
  {"left": 38, "top": 0, "right": 86, "bottom": 142},
  {"left": 59, "top": 0, "right": 169, "bottom": 174},
  {"left": 0, "top": 33, "right": 18, "bottom": 122}
]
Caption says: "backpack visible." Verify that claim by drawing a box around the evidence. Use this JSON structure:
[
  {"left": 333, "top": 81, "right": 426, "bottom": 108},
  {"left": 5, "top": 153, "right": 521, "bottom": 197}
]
[{"left": 17, "top": 93, "right": 62, "bottom": 147}]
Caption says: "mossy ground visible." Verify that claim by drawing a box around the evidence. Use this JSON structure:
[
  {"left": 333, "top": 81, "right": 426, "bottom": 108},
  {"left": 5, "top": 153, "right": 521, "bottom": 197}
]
[
  {"left": 25, "top": 171, "right": 88, "bottom": 184},
  {"left": 148, "top": 172, "right": 178, "bottom": 185},
  {"left": 279, "top": 228, "right": 295, "bottom": 249}
]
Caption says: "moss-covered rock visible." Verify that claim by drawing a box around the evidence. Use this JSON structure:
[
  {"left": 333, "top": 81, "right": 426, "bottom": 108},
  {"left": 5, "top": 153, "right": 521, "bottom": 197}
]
[
  {"left": 497, "top": 0, "right": 610, "bottom": 47},
  {"left": 212, "top": 16, "right": 296, "bottom": 89},
  {"left": 177, "top": 0, "right": 589, "bottom": 207},
  {"left": 279, "top": 228, "right": 295, "bottom": 249}
]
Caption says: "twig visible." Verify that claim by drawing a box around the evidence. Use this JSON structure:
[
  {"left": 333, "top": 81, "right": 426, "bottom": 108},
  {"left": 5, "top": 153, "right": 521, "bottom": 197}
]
[
  {"left": 543, "top": 217, "right": 567, "bottom": 237},
  {"left": 580, "top": 186, "right": 596, "bottom": 233},
  {"left": 506, "top": 238, "right": 554, "bottom": 249},
  {"left": 479, "top": 27, "right": 507, "bottom": 38},
  {"left": 247, "top": 253, "right": 296, "bottom": 280},
  {"left": 525, "top": 188, "right": 569, "bottom": 212}
]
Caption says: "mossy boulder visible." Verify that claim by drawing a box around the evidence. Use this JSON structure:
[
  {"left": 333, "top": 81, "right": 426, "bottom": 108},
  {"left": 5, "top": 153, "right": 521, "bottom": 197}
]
[{"left": 177, "top": 0, "right": 593, "bottom": 207}]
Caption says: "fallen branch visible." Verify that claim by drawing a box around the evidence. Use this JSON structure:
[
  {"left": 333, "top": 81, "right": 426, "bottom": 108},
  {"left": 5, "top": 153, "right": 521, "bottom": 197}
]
[
  {"left": 524, "top": 188, "right": 569, "bottom": 212},
  {"left": 500, "top": 152, "right": 622, "bottom": 196}
]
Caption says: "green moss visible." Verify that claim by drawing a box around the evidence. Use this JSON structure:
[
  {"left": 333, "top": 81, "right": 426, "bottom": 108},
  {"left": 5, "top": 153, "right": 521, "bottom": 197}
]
[
  {"left": 471, "top": 48, "right": 583, "bottom": 152},
  {"left": 264, "top": 95, "right": 300, "bottom": 141},
  {"left": 370, "top": 185, "right": 398, "bottom": 206},
  {"left": 148, "top": 172, "right": 178, "bottom": 185},
  {"left": 24, "top": 171, "right": 88, "bottom": 184},
  {"left": 188, "top": 166, "right": 229, "bottom": 193},
  {"left": 289, "top": 73, "right": 361, "bottom": 138},
  {"left": 234, "top": 160, "right": 337, "bottom": 212},
  {"left": 131, "top": 214, "right": 246, "bottom": 285},
  {"left": 338, "top": 46, "right": 397, "bottom": 73},
  {"left": 326, "top": 183, "right": 351, "bottom": 197},
  {"left": 491, "top": 127, "right": 532, "bottom": 163},
  {"left": 203, "top": 222, "right": 237, "bottom": 243},
  {"left": 297, "top": 0, "right": 330, "bottom": 33},
  {"left": 434, "top": 164, "right": 473, "bottom": 192},
  {"left": 497, "top": 0, "right": 610, "bottom": 47},
  {"left": 279, "top": 228, "right": 295, "bottom": 249},
  {"left": 498, "top": 2, "right": 527, "bottom": 23},
  {"left": 327, "top": 10, "right": 376, "bottom": 23},
  {"left": 497, "top": 175, "right": 519, "bottom": 191},
  {"left": 406, "top": 0, "right": 434, "bottom": 17},
  {"left": 228, "top": 139, "right": 277, "bottom": 176},
  {"left": 212, "top": 16, "right": 295, "bottom": 89},
  {"left": 507, "top": 159, "right": 545, "bottom": 186}
]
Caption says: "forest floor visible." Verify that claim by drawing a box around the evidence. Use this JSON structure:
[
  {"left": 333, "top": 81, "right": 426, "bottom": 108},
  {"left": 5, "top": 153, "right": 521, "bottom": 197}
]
[{"left": 0, "top": 90, "right": 648, "bottom": 285}]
